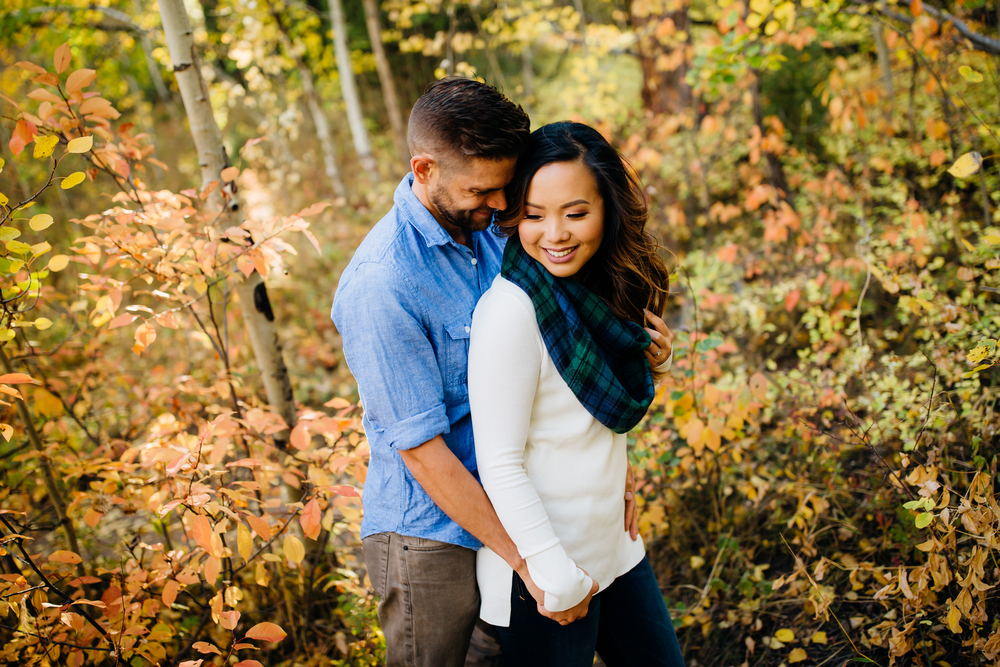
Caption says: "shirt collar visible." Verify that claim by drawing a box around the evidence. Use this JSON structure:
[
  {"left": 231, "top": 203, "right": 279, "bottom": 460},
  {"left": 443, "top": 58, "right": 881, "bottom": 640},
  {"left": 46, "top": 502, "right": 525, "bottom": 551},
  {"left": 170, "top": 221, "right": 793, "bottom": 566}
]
[{"left": 394, "top": 173, "right": 454, "bottom": 248}]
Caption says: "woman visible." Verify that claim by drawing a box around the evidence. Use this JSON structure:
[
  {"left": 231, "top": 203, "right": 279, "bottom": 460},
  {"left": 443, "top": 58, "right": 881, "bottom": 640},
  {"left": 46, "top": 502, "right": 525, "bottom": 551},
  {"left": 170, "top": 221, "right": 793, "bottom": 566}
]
[{"left": 468, "top": 121, "right": 685, "bottom": 666}]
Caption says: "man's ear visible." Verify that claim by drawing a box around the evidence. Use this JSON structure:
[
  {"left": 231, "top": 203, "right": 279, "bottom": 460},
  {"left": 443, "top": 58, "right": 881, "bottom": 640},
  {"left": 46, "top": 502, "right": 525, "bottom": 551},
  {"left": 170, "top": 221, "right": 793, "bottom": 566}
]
[{"left": 411, "top": 154, "right": 436, "bottom": 184}]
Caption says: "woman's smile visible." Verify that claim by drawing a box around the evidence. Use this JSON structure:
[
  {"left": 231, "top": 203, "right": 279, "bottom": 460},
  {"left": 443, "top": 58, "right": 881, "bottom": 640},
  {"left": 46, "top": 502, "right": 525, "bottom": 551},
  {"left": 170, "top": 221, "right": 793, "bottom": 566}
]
[{"left": 543, "top": 246, "right": 579, "bottom": 261}]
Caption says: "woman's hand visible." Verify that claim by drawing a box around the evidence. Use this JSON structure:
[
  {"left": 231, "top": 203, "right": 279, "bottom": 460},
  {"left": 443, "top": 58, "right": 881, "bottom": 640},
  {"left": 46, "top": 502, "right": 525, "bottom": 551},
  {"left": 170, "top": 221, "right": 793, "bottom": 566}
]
[
  {"left": 643, "top": 308, "right": 673, "bottom": 368},
  {"left": 539, "top": 576, "right": 600, "bottom": 626}
]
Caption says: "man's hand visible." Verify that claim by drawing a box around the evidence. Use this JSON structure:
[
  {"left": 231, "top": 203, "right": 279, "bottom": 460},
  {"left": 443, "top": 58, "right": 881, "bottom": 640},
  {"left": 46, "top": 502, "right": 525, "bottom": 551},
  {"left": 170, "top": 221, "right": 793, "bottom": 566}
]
[
  {"left": 624, "top": 460, "right": 639, "bottom": 541},
  {"left": 643, "top": 308, "right": 674, "bottom": 368},
  {"left": 540, "top": 577, "right": 599, "bottom": 626}
]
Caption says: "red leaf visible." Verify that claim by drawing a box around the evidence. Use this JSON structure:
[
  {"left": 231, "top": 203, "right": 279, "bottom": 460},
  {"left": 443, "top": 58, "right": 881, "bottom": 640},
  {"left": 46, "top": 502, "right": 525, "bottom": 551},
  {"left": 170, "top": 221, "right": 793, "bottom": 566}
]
[
  {"left": 784, "top": 289, "right": 801, "bottom": 312},
  {"left": 9, "top": 119, "right": 37, "bottom": 157},
  {"left": 244, "top": 621, "right": 287, "bottom": 642},
  {"left": 300, "top": 498, "right": 322, "bottom": 540}
]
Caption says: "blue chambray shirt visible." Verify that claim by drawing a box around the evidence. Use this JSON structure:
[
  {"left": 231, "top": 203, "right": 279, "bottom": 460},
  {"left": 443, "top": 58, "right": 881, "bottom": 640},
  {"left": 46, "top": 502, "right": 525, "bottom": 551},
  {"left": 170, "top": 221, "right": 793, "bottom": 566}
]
[{"left": 330, "top": 174, "right": 505, "bottom": 548}]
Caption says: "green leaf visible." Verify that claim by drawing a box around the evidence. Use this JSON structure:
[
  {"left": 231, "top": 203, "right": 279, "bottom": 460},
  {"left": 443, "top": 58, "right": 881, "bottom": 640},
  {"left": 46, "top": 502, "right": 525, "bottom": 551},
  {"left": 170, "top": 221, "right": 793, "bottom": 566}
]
[
  {"left": 915, "top": 512, "right": 934, "bottom": 529},
  {"left": 959, "top": 65, "right": 984, "bottom": 83},
  {"left": 0, "top": 228, "right": 21, "bottom": 242},
  {"left": 6, "top": 240, "right": 33, "bottom": 255}
]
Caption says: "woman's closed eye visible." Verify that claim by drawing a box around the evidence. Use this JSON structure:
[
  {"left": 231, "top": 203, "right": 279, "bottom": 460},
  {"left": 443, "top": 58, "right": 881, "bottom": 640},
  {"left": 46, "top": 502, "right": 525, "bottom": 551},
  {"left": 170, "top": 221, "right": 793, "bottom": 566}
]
[{"left": 567, "top": 211, "right": 588, "bottom": 219}]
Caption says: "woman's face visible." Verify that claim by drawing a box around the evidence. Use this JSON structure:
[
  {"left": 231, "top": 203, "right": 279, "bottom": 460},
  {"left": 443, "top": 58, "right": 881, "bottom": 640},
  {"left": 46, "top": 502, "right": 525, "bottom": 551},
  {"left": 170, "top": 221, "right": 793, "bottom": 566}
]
[{"left": 517, "top": 160, "right": 604, "bottom": 279}]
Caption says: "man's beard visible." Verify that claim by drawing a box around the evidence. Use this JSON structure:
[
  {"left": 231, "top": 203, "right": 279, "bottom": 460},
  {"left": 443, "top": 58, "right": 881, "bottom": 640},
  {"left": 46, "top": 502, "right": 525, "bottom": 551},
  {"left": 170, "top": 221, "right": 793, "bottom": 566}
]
[{"left": 430, "top": 185, "right": 492, "bottom": 232}]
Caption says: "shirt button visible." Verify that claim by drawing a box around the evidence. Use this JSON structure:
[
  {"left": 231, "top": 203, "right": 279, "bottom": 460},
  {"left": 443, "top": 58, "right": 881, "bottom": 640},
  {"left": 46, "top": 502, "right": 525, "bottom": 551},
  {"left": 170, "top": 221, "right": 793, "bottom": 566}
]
[
  {"left": 465, "top": 326, "right": 471, "bottom": 333},
  {"left": 471, "top": 258, "right": 478, "bottom": 265}
]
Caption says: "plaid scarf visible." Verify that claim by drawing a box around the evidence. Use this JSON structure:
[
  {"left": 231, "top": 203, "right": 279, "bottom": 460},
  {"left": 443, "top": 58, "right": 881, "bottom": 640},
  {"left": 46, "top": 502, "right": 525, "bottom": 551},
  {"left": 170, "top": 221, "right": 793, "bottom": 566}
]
[{"left": 500, "top": 237, "right": 654, "bottom": 434}]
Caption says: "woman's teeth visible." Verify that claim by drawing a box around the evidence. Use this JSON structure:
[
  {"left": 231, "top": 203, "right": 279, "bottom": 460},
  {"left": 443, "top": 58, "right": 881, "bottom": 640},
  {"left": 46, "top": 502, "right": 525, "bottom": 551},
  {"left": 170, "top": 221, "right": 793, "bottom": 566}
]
[{"left": 545, "top": 247, "right": 575, "bottom": 258}]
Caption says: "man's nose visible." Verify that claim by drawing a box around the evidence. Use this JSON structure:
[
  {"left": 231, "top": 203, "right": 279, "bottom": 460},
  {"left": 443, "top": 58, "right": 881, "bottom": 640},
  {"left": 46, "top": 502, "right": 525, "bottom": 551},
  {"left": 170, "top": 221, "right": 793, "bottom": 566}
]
[{"left": 486, "top": 190, "right": 506, "bottom": 211}]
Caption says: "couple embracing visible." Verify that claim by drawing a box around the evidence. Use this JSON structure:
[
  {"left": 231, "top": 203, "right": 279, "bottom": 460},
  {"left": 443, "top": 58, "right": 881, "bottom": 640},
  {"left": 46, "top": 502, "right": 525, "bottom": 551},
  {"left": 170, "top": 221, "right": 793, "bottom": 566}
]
[{"left": 331, "top": 78, "right": 686, "bottom": 667}]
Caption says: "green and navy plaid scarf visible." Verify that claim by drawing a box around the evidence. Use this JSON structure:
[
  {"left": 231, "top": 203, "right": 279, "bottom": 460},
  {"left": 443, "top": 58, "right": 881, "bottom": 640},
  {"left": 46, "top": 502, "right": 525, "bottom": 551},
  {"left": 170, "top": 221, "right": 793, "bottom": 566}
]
[{"left": 500, "top": 236, "right": 654, "bottom": 434}]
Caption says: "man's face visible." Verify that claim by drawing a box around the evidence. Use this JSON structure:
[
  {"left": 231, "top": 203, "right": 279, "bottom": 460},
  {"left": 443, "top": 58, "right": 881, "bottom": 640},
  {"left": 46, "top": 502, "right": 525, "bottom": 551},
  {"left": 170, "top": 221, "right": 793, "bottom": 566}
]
[{"left": 427, "top": 156, "right": 517, "bottom": 233}]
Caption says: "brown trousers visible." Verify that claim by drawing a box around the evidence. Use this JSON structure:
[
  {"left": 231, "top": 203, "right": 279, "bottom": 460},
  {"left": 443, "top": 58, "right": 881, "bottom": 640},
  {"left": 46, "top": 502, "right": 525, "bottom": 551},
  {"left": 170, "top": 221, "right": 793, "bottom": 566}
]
[{"left": 363, "top": 533, "right": 502, "bottom": 667}]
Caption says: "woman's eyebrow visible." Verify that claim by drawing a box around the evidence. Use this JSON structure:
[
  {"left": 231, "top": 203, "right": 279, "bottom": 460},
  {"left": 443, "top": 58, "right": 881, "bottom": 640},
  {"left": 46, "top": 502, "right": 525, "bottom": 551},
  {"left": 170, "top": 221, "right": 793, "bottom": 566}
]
[{"left": 525, "top": 199, "right": 590, "bottom": 209}]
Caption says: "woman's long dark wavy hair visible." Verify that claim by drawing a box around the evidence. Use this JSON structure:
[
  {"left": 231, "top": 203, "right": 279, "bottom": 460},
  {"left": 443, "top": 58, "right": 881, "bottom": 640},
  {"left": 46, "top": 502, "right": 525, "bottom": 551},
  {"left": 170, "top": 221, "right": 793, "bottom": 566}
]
[{"left": 494, "top": 121, "right": 671, "bottom": 326}]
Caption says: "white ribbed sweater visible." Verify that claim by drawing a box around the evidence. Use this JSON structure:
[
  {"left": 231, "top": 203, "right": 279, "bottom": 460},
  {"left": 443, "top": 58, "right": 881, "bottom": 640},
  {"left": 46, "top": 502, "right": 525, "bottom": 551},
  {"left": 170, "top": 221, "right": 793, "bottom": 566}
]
[{"left": 468, "top": 276, "right": 670, "bottom": 627}]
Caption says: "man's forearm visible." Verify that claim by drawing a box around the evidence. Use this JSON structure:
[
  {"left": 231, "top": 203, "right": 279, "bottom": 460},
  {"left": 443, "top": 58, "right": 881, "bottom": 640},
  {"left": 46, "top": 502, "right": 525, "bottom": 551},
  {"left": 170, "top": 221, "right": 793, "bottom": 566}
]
[{"left": 398, "top": 435, "right": 521, "bottom": 567}]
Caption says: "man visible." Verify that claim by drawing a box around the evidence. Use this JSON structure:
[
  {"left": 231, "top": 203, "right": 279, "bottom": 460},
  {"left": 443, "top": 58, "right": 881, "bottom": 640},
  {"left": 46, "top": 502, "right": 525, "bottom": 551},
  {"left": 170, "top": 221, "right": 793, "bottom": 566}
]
[
  {"left": 332, "top": 78, "right": 672, "bottom": 666},
  {"left": 331, "top": 77, "right": 540, "bottom": 667}
]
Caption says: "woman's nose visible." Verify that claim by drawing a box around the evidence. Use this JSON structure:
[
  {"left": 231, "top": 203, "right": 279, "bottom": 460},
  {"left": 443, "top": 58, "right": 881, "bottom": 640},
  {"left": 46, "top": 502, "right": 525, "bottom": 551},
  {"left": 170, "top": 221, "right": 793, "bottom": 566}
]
[{"left": 543, "top": 218, "right": 570, "bottom": 241}]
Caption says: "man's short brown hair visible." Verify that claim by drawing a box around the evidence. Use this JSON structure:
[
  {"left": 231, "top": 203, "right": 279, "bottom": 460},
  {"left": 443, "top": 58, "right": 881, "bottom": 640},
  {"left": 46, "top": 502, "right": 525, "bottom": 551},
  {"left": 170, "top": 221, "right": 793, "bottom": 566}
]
[{"left": 407, "top": 77, "right": 530, "bottom": 163}]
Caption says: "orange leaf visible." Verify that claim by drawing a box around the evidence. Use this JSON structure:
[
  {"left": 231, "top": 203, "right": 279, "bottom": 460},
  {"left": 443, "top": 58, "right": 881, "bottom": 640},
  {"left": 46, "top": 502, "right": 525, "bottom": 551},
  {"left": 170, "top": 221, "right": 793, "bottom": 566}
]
[
  {"left": 162, "top": 579, "right": 178, "bottom": 608},
  {"left": 234, "top": 661, "right": 264, "bottom": 667},
  {"left": 300, "top": 498, "right": 322, "bottom": 540},
  {"left": 296, "top": 201, "right": 331, "bottom": 218},
  {"left": 784, "top": 289, "right": 801, "bottom": 312},
  {"left": 244, "top": 621, "right": 287, "bottom": 642},
  {"left": 221, "top": 166, "right": 239, "bottom": 181},
  {"left": 191, "top": 514, "right": 214, "bottom": 555},
  {"left": 750, "top": 372, "right": 768, "bottom": 402},
  {"left": 204, "top": 556, "right": 221, "bottom": 585},
  {"left": 244, "top": 512, "right": 271, "bottom": 540},
  {"left": 48, "top": 550, "right": 82, "bottom": 565},
  {"left": 192, "top": 641, "right": 221, "bottom": 655},
  {"left": 65, "top": 69, "right": 96, "bottom": 95},
  {"left": 15, "top": 61, "right": 47, "bottom": 74},
  {"left": 27, "top": 88, "right": 62, "bottom": 104},
  {"left": 290, "top": 423, "right": 310, "bottom": 451},
  {"left": 0, "top": 373, "right": 36, "bottom": 385},
  {"left": 108, "top": 313, "right": 137, "bottom": 330},
  {"left": 79, "top": 97, "right": 111, "bottom": 115},
  {"left": 53, "top": 42, "right": 72, "bottom": 73},
  {"left": 219, "top": 610, "right": 240, "bottom": 631}
]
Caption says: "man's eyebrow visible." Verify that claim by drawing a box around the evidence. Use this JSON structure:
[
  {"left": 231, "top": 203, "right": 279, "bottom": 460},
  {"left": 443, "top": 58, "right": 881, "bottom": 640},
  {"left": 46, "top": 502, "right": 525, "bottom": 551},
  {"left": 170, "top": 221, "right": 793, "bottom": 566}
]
[{"left": 471, "top": 187, "right": 501, "bottom": 194}]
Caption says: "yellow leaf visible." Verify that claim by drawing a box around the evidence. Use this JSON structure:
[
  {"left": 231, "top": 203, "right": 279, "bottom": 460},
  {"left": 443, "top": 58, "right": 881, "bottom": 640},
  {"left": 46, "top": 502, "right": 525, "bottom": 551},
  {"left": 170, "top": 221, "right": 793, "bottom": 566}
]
[
  {"left": 61, "top": 172, "right": 85, "bottom": 189},
  {"left": 33, "top": 318, "right": 53, "bottom": 330},
  {"left": 283, "top": 534, "right": 304, "bottom": 565},
  {"left": 788, "top": 648, "right": 808, "bottom": 663},
  {"left": 31, "top": 242, "right": 51, "bottom": 256},
  {"left": 255, "top": 561, "right": 269, "bottom": 587},
  {"left": 0, "top": 424, "right": 11, "bottom": 442},
  {"left": 690, "top": 555, "right": 706, "bottom": 569},
  {"left": 66, "top": 136, "right": 93, "bottom": 154},
  {"left": 983, "top": 234, "right": 1000, "bottom": 245},
  {"left": 811, "top": 631, "right": 827, "bottom": 644},
  {"left": 946, "top": 602, "right": 962, "bottom": 633},
  {"left": 959, "top": 65, "right": 984, "bottom": 83},
  {"left": 948, "top": 152, "right": 982, "bottom": 178},
  {"left": 48, "top": 255, "right": 69, "bottom": 272},
  {"left": 29, "top": 214, "right": 54, "bottom": 231},
  {"left": 0, "top": 157, "right": 5, "bottom": 173},
  {"left": 237, "top": 522, "right": 253, "bottom": 562},
  {"left": 0, "top": 193, "right": 7, "bottom": 207},
  {"left": 775, "top": 628, "right": 796, "bottom": 643},
  {"left": 33, "top": 135, "right": 59, "bottom": 159}
]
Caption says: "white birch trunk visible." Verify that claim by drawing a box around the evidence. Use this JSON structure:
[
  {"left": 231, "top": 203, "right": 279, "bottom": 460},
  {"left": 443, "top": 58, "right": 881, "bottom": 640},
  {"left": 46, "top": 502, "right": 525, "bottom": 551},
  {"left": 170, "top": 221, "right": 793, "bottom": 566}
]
[
  {"left": 159, "top": 0, "right": 297, "bottom": 439},
  {"left": 329, "top": 0, "right": 379, "bottom": 179},
  {"left": 362, "top": 0, "right": 409, "bottom": 164}
]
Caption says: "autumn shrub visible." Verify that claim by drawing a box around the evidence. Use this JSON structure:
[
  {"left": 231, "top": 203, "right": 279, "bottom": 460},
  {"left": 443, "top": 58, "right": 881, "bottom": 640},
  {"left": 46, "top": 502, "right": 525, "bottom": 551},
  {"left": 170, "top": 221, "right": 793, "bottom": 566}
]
[{"left": 0, "top": 46, "right": 381, "bottom": 666}]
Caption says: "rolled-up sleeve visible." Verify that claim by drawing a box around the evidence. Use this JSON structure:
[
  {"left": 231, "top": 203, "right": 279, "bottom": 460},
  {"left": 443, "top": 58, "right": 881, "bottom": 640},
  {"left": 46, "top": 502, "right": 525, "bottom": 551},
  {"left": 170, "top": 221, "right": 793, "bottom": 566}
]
[
  {"left": 469, "top": 289, "right": 593, "bottom": 612},
  {"left": 332, "top": 262, "right": 449, "bottom": 451}
]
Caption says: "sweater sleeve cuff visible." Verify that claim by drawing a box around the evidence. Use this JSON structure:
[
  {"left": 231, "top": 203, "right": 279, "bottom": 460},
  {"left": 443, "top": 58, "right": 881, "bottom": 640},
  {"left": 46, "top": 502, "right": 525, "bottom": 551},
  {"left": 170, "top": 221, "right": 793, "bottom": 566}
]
[
  {"left": 524, "top": 543, "right": 593, "bottom": 612},
  {"left": 654, "top": 347, "right": 673, "bottom": 373}
]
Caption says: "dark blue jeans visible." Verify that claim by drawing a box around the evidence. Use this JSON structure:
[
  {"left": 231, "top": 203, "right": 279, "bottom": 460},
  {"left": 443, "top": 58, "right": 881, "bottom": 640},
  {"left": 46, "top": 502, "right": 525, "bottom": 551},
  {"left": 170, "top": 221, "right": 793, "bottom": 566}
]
[{"left": 495, "top": 557, "right": 686, "bottom": 667}]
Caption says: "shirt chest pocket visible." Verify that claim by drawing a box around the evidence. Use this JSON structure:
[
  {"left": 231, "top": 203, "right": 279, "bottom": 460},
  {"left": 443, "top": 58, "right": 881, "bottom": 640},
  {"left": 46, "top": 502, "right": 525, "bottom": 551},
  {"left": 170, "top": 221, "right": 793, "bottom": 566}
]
[{"left": 441, "top": 317, "right": 472, "bottom": 391}]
